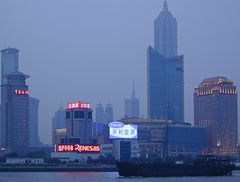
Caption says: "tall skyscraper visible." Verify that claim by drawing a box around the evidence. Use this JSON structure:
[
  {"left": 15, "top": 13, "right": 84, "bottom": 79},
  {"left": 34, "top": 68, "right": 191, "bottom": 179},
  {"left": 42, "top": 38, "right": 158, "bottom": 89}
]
[
  {"left": 1, "top": 48, "right": 19, "bottom": 85},
  {"left": 52, "top": 107, "right": 66, "bottom": 145},
  {"left": 29, "top": 97, "right": 40, "bottom": 146},
  {"left": 154, "top": 1, "right": 177, "bottom": 57},
  {"left": 95, "top": 103, "right": 105, "bottom": 123},
  {"left": 1, "top": 71, "right": 29, "bottom": 149},
  {"left": 105, "top": 103, "right": 113, "bottom": 123},
  {"left": 95, "top": 103, "right": 113, "bottom": 124},
  {"left": 147, "top": 1, "right": 184, "bottom": 122},
  {"left": 124, "top": 81, "right": 140, "bottom": 118},
  {"left": 194, "top": 77, "right": 238, "bottom": 157}
]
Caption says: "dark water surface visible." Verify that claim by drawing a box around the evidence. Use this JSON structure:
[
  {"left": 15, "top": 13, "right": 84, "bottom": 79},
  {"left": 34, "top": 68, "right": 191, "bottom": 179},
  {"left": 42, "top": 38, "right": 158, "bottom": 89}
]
[{"left": 0, "top": 170, "right": 240, "bottom": 182}]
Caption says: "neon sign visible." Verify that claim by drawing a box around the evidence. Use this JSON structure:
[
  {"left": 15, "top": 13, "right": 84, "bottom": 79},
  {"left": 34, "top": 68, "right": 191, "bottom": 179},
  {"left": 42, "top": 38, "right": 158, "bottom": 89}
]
[
  {"left": 109, "top": 121, "right": 138, "bottom": 139},
  {"left": 14, "top": 89, "right": 29, "bottom": 95},
  {"left": 67, "top": 101, "right": 91, "bottom": 110},
  {"left": 56, "top": 144, "right": 100, "bottom": 153}
]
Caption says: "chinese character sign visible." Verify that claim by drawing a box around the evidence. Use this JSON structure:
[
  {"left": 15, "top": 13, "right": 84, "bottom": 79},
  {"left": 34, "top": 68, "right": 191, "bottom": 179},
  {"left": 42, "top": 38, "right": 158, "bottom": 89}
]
[
  {"left": 109, "top": 121, "right": 138, "bottom": 139},
  {"left": 57, "top": 144, "right": 100, "bottom": 153},
  {"left": 14, "top": 89, "right": 29, "bottom": 95},
  {"left": 67, "top": 101, "right": 91, "bottom": 110}
]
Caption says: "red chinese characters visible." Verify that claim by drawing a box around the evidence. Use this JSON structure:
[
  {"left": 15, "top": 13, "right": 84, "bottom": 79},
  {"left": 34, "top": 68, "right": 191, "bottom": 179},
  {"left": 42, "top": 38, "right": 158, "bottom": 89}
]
[
  {"left": 14, "top": 89, "right": 29, "bottom": 95},
  {"left": 67, "top": 101, "right": 91, "bottom": 110}
]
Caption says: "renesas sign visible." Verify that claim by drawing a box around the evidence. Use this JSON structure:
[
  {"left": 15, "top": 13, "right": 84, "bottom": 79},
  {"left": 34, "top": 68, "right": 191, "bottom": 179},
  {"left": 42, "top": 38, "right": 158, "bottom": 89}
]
[
  {"left": 109, "top": 121, "right": 138, "bottom": 139},
  {"left": 67, "top": 101, "right": 91, "bottom": 110},
  {"left": 56, "top": 144, "right": 100, "bottom": 153}
]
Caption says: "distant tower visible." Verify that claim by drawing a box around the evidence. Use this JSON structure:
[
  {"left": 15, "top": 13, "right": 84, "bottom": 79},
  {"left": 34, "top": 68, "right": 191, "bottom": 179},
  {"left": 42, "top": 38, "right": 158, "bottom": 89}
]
[
  {"left": 194, "top": 77, "right": 238, "bottom": 157},
  {"left": 1, "top": 48, "right": 19, "bottom": 85},
  {"left": 147, "top": 1, "right": 184, "bottom": 122},
  {"left": 29, "top": 97, "right": 40, "bottom": 146},
  {"left": 95, "top": 103, "right": 105, "bottom": 123},
  {"left": 52, "top": 107, "right": 66, "bottom": 145},
  {"left": 1, "top": 71, "right": 29, "bottom": 149},
  {"left": 105, "top": 103, "right": 113, "bottom": 123},
  {"left": 124, "top": 81, "right": 140, "bottom": 118}
]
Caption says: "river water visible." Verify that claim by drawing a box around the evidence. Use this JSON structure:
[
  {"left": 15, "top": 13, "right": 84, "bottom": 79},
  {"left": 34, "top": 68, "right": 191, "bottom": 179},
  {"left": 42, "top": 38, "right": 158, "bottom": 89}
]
[{"left": 0, "top": 171, "right": 240, "bottom": 182}]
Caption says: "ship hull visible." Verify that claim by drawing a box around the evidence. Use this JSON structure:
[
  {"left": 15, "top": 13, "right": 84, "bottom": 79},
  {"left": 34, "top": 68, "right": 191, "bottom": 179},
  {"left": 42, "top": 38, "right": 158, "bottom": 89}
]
[{"left": 116, "top": 162, "right": 235, "bottom": 177}]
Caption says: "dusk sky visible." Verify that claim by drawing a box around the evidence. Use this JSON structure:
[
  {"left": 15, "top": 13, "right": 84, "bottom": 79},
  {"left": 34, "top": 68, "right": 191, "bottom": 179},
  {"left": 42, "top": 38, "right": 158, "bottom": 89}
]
[{"left": 0, "top": 0, "right": 240, "bottom": 144}]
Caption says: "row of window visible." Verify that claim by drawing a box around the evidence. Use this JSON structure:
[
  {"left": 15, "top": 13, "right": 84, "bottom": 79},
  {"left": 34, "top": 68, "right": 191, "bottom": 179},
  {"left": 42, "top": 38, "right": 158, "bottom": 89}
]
[{"left": 66, "top": 111, "right": 92, "bottom": 119}]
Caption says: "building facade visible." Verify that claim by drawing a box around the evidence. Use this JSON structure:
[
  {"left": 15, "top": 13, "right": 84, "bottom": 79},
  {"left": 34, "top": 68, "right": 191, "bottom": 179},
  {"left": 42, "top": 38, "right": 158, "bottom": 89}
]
[
  {"left": 29, "top": 97, "right": 40, "bottom": 146},
  {"left": 52, "top": 107, "right": 66, "bottom": 145},
  {"left": 194, "top": 77, "right": 238, "bottom": 157},
  {"left": 1, "top": 71, "right": 30, "bottom": 149},
  {"left": 95, "top": 103, "right": 113, "bottom": 124},
  {"left": 147, "top": 2, "right": 184, "bottom": 122},
  {"left": 66, "top": 101, "right": 93, "bottom": 144},
  {"left": 124, "top": 81, "right": 140, "bottom": 118},
  {"left": 166, "top": 124, "right": 206, "bottom": 157},
  {"left": 1, "top": 48, "right": 19, "bottom": 85}
]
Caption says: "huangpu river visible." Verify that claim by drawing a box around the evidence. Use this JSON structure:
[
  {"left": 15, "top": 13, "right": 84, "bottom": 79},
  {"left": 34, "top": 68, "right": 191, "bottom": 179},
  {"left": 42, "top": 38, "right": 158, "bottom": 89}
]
[{"left": 0, "top": 171, "right": 240, "bottom": 182}]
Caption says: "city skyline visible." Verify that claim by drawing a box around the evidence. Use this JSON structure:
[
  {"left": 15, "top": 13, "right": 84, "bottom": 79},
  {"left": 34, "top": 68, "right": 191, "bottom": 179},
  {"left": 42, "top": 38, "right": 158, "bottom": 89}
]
[{"left": 0, "top": 0, "right": 239, "bottom": 144}]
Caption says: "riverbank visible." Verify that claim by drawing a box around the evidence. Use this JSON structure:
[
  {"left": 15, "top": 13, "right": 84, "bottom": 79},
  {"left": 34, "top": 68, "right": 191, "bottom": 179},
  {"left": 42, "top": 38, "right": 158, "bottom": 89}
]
[{"left": 0, "top": 165, "right": 117, "bottom": 172}]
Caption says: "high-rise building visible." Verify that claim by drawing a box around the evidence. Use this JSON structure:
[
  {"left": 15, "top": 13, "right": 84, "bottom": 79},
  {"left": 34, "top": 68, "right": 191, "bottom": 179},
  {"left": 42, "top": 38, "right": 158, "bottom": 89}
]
[
  {"left": 105, "top": 103, "right": 113, "bottom": 123},
  {"left": 95, "top": 103, "right": 105, "bottom": 123},
  {"left": 124, "top": 81, "right": 140, "bottom": 118},
  {"left": 1, "top": 71, "right": 29, "bottom": 149},
  {"left": 154, "top": 1, "right": 177, "bottom": 57},
  {"left": 194, "top": 77, "right": 238, "bottom": 157},
  {"left": 66, "top": 101, "right": 93, "bottom": 144},
  {"left": 52, "top": 107, "right": 66, "bottom": 145},
  {"left": 1, "top": 48, "right": 19, "bottom": 85},
  {"left": 147, "top": 2, "right": 184, "bottom": 122},
  {"left": 29, "top": 97, "right": 40, "bottom": 146},
  {"left": 95, "top": 103, "right": 113, "bottom": 124}
]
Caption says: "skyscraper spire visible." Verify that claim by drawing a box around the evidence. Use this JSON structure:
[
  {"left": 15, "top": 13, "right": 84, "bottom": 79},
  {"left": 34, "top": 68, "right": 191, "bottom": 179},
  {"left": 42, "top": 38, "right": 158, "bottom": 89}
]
[
  {"left": 163, "top": 1, "right": 168, "bottom": 11},
  {"left": 132, "top": 80, "right": 135, "bottom": 98}
]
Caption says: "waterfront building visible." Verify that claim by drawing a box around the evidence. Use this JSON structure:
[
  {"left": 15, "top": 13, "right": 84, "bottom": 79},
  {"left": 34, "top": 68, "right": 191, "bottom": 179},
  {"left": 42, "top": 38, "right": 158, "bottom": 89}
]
[
  {"left": 52, "top": 107, "right": 66, "bottom": 145},
  {"left": 29, "top": 97, "right": 40, "bottom": 146},
  {"left": 147, "top": 1, "right": 184, "bottom": 122},
  {"left": 124, "top": 81, "right": 140, "bottom": 118},
  {"left": 92, "top": 122, "right": 109, "bottom": 144},
  {"left": 166, "top": 123, "right": 206, "bottom": 157},
  {"left": 1, "top": 71, "right": 29, "bottom": 149},
  {"left": 113, "top": 140, "right": 139, "bottom": 161},
  {"left": 54, "top": 128, "right": 67, "bottom": 145},
  {"left": 194, "top": 77, "right": 238, "bottom": 157},
  {"left": 66, "top": 101, "right": 93, "bottom": 144},
  {"left": 121, "top": 118, "right": 172, "bottom": 158}
]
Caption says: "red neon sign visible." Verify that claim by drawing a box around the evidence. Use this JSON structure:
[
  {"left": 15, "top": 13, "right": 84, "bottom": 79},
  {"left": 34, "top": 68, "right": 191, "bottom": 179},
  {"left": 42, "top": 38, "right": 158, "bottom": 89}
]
[
  {"left": 57, "top": 144, "right": 100, "bottom": 153},
  {"left": 14, "top": 89, "right": 29, "bottom": 95},
  {"left": 67, "top": 101, "right": 91, "bottom": 110}
]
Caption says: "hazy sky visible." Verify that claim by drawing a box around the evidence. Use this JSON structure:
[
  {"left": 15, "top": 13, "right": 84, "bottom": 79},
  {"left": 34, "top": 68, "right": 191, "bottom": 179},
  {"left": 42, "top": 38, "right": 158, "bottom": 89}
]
[{"left": 0, "top": 0, "right": 240, "bottom": 144}]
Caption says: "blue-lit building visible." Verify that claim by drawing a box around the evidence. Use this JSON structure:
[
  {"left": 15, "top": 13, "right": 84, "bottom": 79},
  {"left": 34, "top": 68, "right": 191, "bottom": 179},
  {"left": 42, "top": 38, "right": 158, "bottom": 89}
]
[
  {"left": 166, "top": 123, "right": 206, "bottom": 157},
  {"left": 147, "top": 1, "right": 184, "bottom": 122}
]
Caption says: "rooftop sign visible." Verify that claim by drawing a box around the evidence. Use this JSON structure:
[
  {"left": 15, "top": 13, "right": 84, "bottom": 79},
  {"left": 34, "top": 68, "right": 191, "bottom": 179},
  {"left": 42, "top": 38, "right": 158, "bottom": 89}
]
[{"left": 67, "top": 101, "right": 91, "bottom": 110}]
